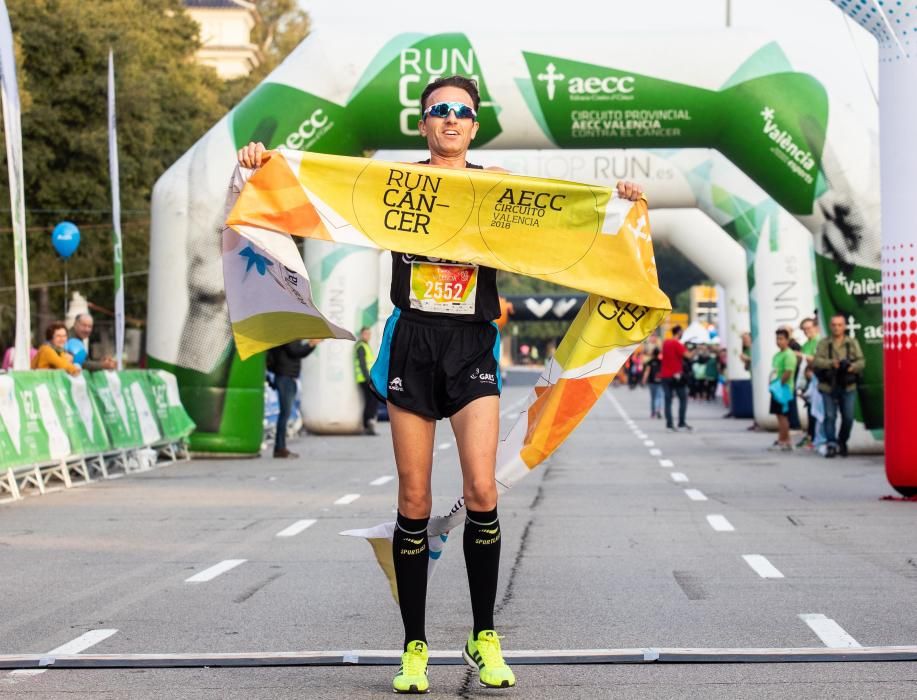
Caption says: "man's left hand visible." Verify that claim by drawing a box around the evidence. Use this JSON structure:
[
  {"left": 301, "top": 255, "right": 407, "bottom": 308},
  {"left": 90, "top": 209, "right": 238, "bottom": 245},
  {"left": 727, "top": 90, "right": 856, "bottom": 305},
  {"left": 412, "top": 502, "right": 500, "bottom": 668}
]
[{"left": 616, "top": 180, "right": 644, "bottom": 201}]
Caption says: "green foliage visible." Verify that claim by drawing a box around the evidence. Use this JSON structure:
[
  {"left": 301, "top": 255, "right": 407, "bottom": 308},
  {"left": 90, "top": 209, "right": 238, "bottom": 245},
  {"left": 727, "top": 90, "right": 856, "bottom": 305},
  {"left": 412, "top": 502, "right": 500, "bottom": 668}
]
[
  {"left": 0, "top": 0, "right": 226, "bottom": 343},
  {"left": 218, "top": 0, "right": 310, "bottom": 110},
  {"left": 0, "top": 0, "right": 307, "bottom": 348}
]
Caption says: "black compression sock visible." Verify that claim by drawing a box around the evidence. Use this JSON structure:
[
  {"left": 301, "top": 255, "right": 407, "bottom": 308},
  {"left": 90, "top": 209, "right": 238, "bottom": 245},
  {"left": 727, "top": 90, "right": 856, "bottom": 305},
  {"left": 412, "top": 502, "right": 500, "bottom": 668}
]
[
  {"left": 463, "top": 507, "right": 501, "bottom": 637},
  {"left": 393, "top": 512, "right": 429, "bottom": 649}
]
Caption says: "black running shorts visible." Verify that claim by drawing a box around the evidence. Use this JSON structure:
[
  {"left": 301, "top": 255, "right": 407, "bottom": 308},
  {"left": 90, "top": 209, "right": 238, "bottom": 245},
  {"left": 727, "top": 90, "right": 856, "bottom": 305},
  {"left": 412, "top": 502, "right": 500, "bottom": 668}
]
[
  {"left": 769, "top": 396, "right": 791, "bottom": 417},
  {"left": 369, "top": 309, "right": 502, "bottom": 420}
]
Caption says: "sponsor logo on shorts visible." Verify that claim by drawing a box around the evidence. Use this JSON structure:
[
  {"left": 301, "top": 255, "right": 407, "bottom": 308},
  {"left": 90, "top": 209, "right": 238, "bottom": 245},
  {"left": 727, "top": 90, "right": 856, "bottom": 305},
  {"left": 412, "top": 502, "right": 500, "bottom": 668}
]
[
  {"left": 470, "top": 368, "right": 496, "bottom": 384},
  {"left": 389, "top": 377, "right": 404, "bottom": 392}
]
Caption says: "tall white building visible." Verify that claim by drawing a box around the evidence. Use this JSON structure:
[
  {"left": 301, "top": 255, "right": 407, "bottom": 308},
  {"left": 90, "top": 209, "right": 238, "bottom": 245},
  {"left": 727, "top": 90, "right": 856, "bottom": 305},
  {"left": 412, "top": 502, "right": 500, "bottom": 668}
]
[{"left": 184, "top": 0, "right": 261, "bottom": 79}]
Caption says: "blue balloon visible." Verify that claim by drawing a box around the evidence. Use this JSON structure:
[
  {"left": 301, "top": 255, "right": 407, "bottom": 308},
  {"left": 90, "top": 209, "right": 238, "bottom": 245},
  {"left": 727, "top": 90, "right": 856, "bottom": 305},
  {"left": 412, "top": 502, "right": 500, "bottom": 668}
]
[
  {"left": 65, "top": 337, "right": 87, "bottom": 366},
  {"left": 51, "top": 221, "right": 81, "bottom": 259}
]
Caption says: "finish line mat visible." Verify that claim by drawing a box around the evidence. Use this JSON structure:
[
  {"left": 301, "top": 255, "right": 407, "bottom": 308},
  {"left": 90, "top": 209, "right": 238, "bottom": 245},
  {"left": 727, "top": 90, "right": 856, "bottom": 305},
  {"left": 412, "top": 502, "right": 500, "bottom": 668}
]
[{"left": 3, "top": 646, "right": 917, "bottom": 669}]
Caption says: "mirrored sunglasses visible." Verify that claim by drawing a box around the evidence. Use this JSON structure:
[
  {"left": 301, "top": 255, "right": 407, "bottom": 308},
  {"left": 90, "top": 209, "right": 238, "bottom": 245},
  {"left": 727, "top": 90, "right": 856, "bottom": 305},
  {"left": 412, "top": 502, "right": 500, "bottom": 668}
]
[{"left": 423, "top": 101, "right": 477, "bottom": 121}]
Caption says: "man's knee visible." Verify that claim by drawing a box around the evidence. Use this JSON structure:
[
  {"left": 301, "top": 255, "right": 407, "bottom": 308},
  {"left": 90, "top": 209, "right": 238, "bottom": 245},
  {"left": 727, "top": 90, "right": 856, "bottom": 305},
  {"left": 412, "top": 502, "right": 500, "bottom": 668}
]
[
  {"left": 464, "top": 475, "right": 497, "bottom": 510},
  {"left": 398, "top": 485, "right": 432, "bottom": 519}
]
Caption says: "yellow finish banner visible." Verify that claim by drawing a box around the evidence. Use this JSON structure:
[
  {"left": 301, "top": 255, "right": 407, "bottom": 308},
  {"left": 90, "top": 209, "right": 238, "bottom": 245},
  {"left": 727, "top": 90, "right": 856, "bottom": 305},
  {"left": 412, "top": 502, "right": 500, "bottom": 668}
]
[{"left": 226, "top": 150, "right": 670, "bottom": 312}]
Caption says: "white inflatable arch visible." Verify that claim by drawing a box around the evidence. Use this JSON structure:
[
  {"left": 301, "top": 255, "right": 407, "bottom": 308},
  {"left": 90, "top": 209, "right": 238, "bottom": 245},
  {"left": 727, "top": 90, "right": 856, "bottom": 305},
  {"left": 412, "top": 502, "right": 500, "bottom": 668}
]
[{"left": 148, "top": 28, "right": 881, "bottom": 452}]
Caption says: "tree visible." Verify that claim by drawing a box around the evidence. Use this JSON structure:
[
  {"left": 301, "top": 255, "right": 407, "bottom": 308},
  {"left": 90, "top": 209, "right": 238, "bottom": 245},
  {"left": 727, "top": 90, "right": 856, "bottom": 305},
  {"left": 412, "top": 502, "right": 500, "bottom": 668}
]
[
  {"left": 0, "top": 0, "right": 227, "bottom": 350},
  {"left": 218, "top": 0, "right": 310, "bottom": 110}
]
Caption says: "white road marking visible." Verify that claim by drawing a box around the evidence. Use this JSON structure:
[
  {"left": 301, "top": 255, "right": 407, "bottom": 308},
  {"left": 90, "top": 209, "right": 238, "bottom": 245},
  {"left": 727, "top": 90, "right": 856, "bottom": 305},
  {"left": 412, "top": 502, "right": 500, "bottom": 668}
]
[
  {"left": 643, "top": 440, "right": 655, "bottom": 447},
  {"left": 370, "top": 475, "right": 394, "bottom": 486},
  {"left": 742, "top": 555, "right": 784, "bottom": 579},
  {"left": 706, "top": 514, "right": 735, "bottom": 532},
  {"left": 10, "top": 629, "right": 118, "bottom": 678},
  {"left": 185, "top": 559, "right": 247, "bottom": 583},
  {"left": 437, "top": 442, "right": 451, "bottom": 451},
  {"left": 635, "top": 432, "right": 648, "bottom": 440},
  {"left": 334, "top": 493, "right": 361, "bottom": 505},
  {"left": 649, "top": 448, "right": 663, "bottom": 457},
  {"left": 684, "top": 489, "right": 708, "bottom": 501},
  {"left": 659, "top": 459, "right": 674, "bottom": 468},
  {"left": 799, "top": 614, "right": 862, "bottom": 648},
  {"left": 671, "top": 472, "right": 689, "bottom": 483},
  {"left": 276, "top": 519, "right": 317, "bottom": 538}
]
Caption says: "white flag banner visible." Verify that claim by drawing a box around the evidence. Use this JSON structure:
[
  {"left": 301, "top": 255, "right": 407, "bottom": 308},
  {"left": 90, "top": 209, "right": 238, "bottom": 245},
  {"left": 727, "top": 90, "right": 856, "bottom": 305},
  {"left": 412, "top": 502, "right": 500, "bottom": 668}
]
[
  {"left": 108, "top": 49, "right": 124, "bottom": 370},
  {"left": 0, "top": 1, "right": 30, "bottom": 370}
]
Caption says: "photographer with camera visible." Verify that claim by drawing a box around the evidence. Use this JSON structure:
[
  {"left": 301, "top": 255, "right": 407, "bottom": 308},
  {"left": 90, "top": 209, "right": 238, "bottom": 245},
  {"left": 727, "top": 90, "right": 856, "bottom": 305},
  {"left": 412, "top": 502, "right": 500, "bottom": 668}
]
[{"left": 812, "top": 314, "right": 864, "bottom": 458}]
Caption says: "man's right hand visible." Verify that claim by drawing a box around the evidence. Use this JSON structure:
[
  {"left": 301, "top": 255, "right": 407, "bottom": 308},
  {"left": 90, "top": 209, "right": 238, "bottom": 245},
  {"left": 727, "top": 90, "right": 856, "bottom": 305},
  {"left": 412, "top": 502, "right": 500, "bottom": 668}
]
[{"left": 238, "top": 141, "right": 270, "bottom": 169}]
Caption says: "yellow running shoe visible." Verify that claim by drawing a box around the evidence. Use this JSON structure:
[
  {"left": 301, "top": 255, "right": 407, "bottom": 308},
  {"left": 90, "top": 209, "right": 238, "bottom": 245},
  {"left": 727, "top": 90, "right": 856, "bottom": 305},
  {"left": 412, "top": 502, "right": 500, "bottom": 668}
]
[
  {"left": 463, "top": 630, "right": 516, "bottom": 689},
  {"left": 393, "top": 640, "right": 430, "bottom": 694}
]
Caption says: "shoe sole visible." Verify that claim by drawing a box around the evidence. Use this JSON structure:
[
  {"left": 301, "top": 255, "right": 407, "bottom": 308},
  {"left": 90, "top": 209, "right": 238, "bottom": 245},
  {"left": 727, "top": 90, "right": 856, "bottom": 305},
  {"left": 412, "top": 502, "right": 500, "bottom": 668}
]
[
  {"left": 392, "top": 683, "right": 428, "bottom": 694},
  {"left": 462, "top": 647, "right": 515, "bottom": 689}
]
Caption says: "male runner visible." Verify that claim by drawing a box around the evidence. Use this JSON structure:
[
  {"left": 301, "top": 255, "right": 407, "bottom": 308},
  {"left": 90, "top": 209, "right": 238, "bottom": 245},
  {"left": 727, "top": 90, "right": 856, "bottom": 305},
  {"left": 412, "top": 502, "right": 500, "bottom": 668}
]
[{"left": 238, "top": 75, "right": 644, "bottom": 694}]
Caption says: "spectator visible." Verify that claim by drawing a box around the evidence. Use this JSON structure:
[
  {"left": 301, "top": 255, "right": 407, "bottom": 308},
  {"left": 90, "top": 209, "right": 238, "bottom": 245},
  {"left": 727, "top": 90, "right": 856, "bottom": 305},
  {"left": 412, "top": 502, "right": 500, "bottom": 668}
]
[
  {"left": 659, "top": 325, "right": 693, "bottom": 432},
  {"left": 796, "top": 316, "right": 821, "bottom": 447},
  {"left": 627, "top": 351, "right": 642, "bottom": 390},
  {"left": 799, "top": 363, "right": 827, "bottom": 453},
  {"left": 266, "top": 339, "right": 320, "bottom": 458},
  {"left": 740, "top": 331, "right": 752, "bottom": 372},
  {"left": 704, "top": 345, "right": 718, "bottom": 401},
  {"left": 740, "top": 331, "right": 760, "bottom": 432},
  {"left": 785, "top": 328, "right": 803, "bottom": 431},
  {"left": 31, "top": 322, "right": 80, "bottom": 375},
  {"left": 354, "top": 326, "right": 379, "bottom": 436},
  {"left": 812, "top": 314, "right": 864, "bottom": 458},
  {"left": 2, "top": 343, "right": 37, "bottom": 370},
  {"left": 642, "top": 347, "right": 663, "bottom": 419},
  {"left": 690, "top": 344, "right": 707, "bottom": 400},
  {"left": 768, "top": 328, "right": 797, "bottom": 451},
  {"left": 69, "top": 313, "right": 117, "bottom": 370},
  {"left": 798, "top": 317, "right": 821, "bottom": 362}
]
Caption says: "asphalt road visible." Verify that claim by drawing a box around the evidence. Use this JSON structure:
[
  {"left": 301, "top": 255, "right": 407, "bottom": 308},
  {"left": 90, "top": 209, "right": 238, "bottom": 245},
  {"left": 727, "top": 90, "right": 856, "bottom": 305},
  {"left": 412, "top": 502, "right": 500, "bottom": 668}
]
[{"left": 1, "top": 380, "right": 916, "bottom": 698}]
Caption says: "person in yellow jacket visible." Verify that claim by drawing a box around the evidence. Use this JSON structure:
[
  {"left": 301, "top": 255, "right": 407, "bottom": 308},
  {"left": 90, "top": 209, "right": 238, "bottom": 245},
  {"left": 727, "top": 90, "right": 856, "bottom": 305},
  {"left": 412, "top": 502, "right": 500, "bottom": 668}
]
[
  {"left": 354, "top": 326, "right": 378, "bottom": 436},
  {"left": 31, "top": 321, "right": 81, "bottom": 376}
]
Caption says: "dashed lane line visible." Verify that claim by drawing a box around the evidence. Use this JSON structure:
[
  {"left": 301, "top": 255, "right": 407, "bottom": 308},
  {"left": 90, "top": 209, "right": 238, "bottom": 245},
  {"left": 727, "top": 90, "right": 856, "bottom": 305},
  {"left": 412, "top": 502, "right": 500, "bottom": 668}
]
[
  {"left": 370, "top": 475, "right": 394, "bottom": 486},
  {"left": 659, "top": 459, "right": 674, "bottom": 468},
  {"left": 799, "top": 614, "right": 862, "bottom": 648},
  {"left": 684, "top": 489, "right": 708, "bottom": 501},
  {"left": 276, "top": 519, "right": 317, "bottom": 538},
  {"left": 8, "top": 629, "right": 118, "bottom": 679},
  {"left": 334, "top": 494, "right": 361, "bottom": 505},
  {"left": 185, "top": 559, "right": 247, "bottom": 583},
  {"left": 742, "top": 555, "right": 784, "bottom": 579},
  {"left": 706, "top": 514, "right": 735, "bottom": 532},
  {"left": 671, "top": 472, "right": 689, "bottom": 483}
]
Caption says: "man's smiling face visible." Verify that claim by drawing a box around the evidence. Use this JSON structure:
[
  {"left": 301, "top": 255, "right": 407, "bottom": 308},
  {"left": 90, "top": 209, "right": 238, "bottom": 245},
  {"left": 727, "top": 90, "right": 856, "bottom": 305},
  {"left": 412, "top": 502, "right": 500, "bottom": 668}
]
[{"left": 418, "top": 85, "right": 480, "bottom": 158}]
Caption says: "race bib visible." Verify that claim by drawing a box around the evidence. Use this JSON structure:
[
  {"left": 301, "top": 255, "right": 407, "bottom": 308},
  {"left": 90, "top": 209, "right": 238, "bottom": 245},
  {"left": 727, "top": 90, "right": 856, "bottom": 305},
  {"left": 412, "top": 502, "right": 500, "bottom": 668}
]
[{"left": 409, "top": 262, "right": 477, "bottom": 314}]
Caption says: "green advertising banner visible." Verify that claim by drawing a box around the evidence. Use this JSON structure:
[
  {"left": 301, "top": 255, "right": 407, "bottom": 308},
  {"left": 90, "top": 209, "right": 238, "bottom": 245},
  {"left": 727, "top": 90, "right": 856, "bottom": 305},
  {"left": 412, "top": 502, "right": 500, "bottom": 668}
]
[
  {"left": 89, "top": 371, "right": 160, "bottom": 449},
  {"left": 519, "top": 50, "right": 827, "bottom": 216},
  {"left": 1, "top": 370, "right": 196, "bottom": 472},
  {"left": 118, "top": 370, "right": 164, "bottom": 446},
  {"left": 51, "top": 373, "right": 110, "bottom": 456},
  {"left": 0, "top": 371, "right": 71, "bottom": 470},
  {"left": 146, "top": 370, "right": 196, "bottom": 442}
]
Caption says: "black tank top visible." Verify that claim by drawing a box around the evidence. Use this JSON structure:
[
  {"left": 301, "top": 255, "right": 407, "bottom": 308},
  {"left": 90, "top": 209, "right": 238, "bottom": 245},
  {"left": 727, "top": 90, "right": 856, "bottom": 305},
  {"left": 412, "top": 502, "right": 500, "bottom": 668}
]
[{"left": 390, "top": 161, "right": 500, "bottom": 323}]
